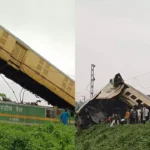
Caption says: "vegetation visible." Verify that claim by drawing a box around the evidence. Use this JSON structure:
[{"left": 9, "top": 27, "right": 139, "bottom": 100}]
[
  {"left": 0, "top": 122, "right": 75, "bottom": 150},
  {"left": 76, "top": 122, "right": 150, "bottom": 150},
  {"left": 0, "top": 93, "right": 12, "bottom": 102}
]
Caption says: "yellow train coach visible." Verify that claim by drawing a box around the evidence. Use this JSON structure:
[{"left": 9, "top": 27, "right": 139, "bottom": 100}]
[{"left": 0, "top": 25, "right": 75, "bottom": 110}]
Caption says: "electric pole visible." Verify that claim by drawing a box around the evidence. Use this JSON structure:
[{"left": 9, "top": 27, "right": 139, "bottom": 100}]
[{"left": 90, "top": 64, "right": 95, "bottom": 98}]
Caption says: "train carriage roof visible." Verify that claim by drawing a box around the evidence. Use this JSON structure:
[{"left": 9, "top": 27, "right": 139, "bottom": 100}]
[{"left": 0, "top": 25, "right": 74, "bottom": 82}]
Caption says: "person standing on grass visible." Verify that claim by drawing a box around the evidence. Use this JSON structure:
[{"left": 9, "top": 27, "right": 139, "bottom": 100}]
[
  {"left": 142, "top": 105, "right": 146, "bottom": 124},
  {"left": 130, "top": 107, "right": 137, "bottom": 124},
  {"left": 140, "top": 105, "right": 144, "bottom": 123},
  {"left": 125, "top": 109, "right": 130, "bottom": 124},
  {"left": 132, "top": 108, "right": 137, "bottom": 124},
  {"left": 143, "top": 106, "right": 149, "bottom": 123},
  {"left": 148, "top": 107, "right": 150, "bottom": 120},
  {"left": 137, "top": 107, "right": 142, "bottom": 123},
  {"left": 130, "top": 108, "right": 134, "bottom": 124},
  {"left": 146, "top": 107, "right": 149, "bottom": 121},
  {"left": 60, "top": 109, "right": 70, "bottom": 125}
]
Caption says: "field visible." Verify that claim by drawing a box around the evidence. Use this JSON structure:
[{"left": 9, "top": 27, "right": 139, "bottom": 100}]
[
  {"left": 76, "top": 122, "right": 150, "bottom": 150},
  {"left": 0, "top": 122, "right": 75, "bottom": 150}
]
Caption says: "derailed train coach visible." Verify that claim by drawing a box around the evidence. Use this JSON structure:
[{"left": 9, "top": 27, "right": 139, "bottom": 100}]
[{"left": 76, "top": 73, "right": 150, "bottom": 128}]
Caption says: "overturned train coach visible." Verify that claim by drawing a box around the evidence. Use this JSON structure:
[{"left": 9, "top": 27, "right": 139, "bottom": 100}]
[{"left": 76, "top": 73, "right": 150, "bottom": 128}]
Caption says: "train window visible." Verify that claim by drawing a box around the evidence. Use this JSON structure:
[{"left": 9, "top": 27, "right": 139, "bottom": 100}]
[
  {"left": 125, "top": 92, "right": 131, "bottom": 96},
  {"left": 46, "top": 109, "right": 56, "bottom": 118},
  {"left": 136, "top": 99, "right": 142, "bottom": 104},
  {"left": 131, "top": 95, "right": 137, "bottom": 100}
]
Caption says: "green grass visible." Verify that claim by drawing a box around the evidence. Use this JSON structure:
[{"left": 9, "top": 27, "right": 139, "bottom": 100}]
[
  {"left": 76, "top": 122, "right": 150, "bottom": 150},
  {"left": 0, "top": 122, "right": 75, "bottom": 150}
]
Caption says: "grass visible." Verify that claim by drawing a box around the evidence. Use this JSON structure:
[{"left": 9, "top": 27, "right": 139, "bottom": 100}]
[
  {"left": 0, "top": 122, "right": 75, "bottom": 150},
  {"left": 76, "top": 122, "right": 150, "bottom": 150}
]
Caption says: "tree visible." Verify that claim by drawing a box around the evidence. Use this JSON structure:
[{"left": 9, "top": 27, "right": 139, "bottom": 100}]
[{"left": 0, "top": 93, "right": 12, "bottom": 102}]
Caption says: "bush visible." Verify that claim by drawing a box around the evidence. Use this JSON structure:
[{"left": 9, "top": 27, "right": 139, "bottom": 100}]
[{"left": 0, "top": 122, "right": 75, "bottom": 150}]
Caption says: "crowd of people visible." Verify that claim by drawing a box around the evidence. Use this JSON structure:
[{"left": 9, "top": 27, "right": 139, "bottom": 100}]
[
  {"left": 108, "top": 104, "right": 150, "bottom": 127},
  {"left": 125, "top": 105, "right": 149, "bottom": 124}
]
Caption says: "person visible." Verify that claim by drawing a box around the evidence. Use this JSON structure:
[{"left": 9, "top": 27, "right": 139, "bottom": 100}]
[
  {"left": 142, "top": 105, "right": 146, "bottom": 124},
  {"left": 116, "top": 113, "right": 121, "bottom": 124},
  {"left": 137, "top": 107, "right": 142, "bottom": 123},
  {"left": 132, "top": 108, "right": 137, "bottom": 124},
  {"left": 148, "top": 107, "right": 150, "bottom": 120},
  {"left": 60, "top": 109, "right": 70, "bottom": 125},
  {"left": 125, "top": 109, "right": 130, "bottom": 124},
  {"left": 130, "top": 108, "right": 134, "bottom": 124},
  {"left": 146, "top": 107, "right": 149, "bottom": 121},
  {"left": 110, "top": 113, "right": 120, "bottom": 127},
  {"left": 110, "top": 114, "right": 117, "bottom": 127},
  {"left": 143, "top": 106, "right": 149, "bottom": 124}
]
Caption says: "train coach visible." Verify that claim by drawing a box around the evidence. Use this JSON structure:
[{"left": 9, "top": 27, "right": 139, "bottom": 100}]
[
  {"left": 0, "top": 101, "right": 75, "bottom": 125},
  {"left": 0, "top": 25, "right": 75, "bottom": 110}
]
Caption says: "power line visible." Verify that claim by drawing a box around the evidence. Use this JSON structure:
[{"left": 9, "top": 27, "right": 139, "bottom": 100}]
[
  {"left": 134, "top": 72, "right": 150, "bottom": 78},
  {"left": 85, "top": 72, "right": 150, "bottom": 98},
  {"left": 85, "top": 72, "right": 150, "bottom": 95},
  {"left": 0, "top": 74, "right": 19, "bottom": 102},
  {"left": 19, "top": 88, "right": 24, "bottom": 103},
  {"left": 21, "top": 89, "right": 26, "bottom": 103},
  {"left": 86, "top": 82, "right": 91, "bottom": 92},
  {"left": 99, "top": 76, "right": 150, "bottom": 100},
  {"left": 135, "top": 78, "right": 150, "bottom": 90},
  {"left": 0, "top": 78, "right": 14, "bottom": 84}
]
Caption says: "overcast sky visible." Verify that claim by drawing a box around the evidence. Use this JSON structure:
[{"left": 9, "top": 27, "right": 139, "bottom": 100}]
[
  {"left": 76, "top": 0, "right": 150, "bottom": 101},
  {"left": 0, "top": 0, "right": 74, "bottom": 104}
]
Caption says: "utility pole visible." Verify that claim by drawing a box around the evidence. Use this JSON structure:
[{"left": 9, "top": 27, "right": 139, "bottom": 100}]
[{"left": 90, "top": 64, "right": 95, "bottom": 98}]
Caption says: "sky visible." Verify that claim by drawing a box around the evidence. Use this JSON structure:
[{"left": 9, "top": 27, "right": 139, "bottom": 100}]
[
  {"left": 0, "top": 0, "right": 75, "bottom": 105},
  {"left": 76, "top": 0, "right": 150, "bottom": 101}
]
